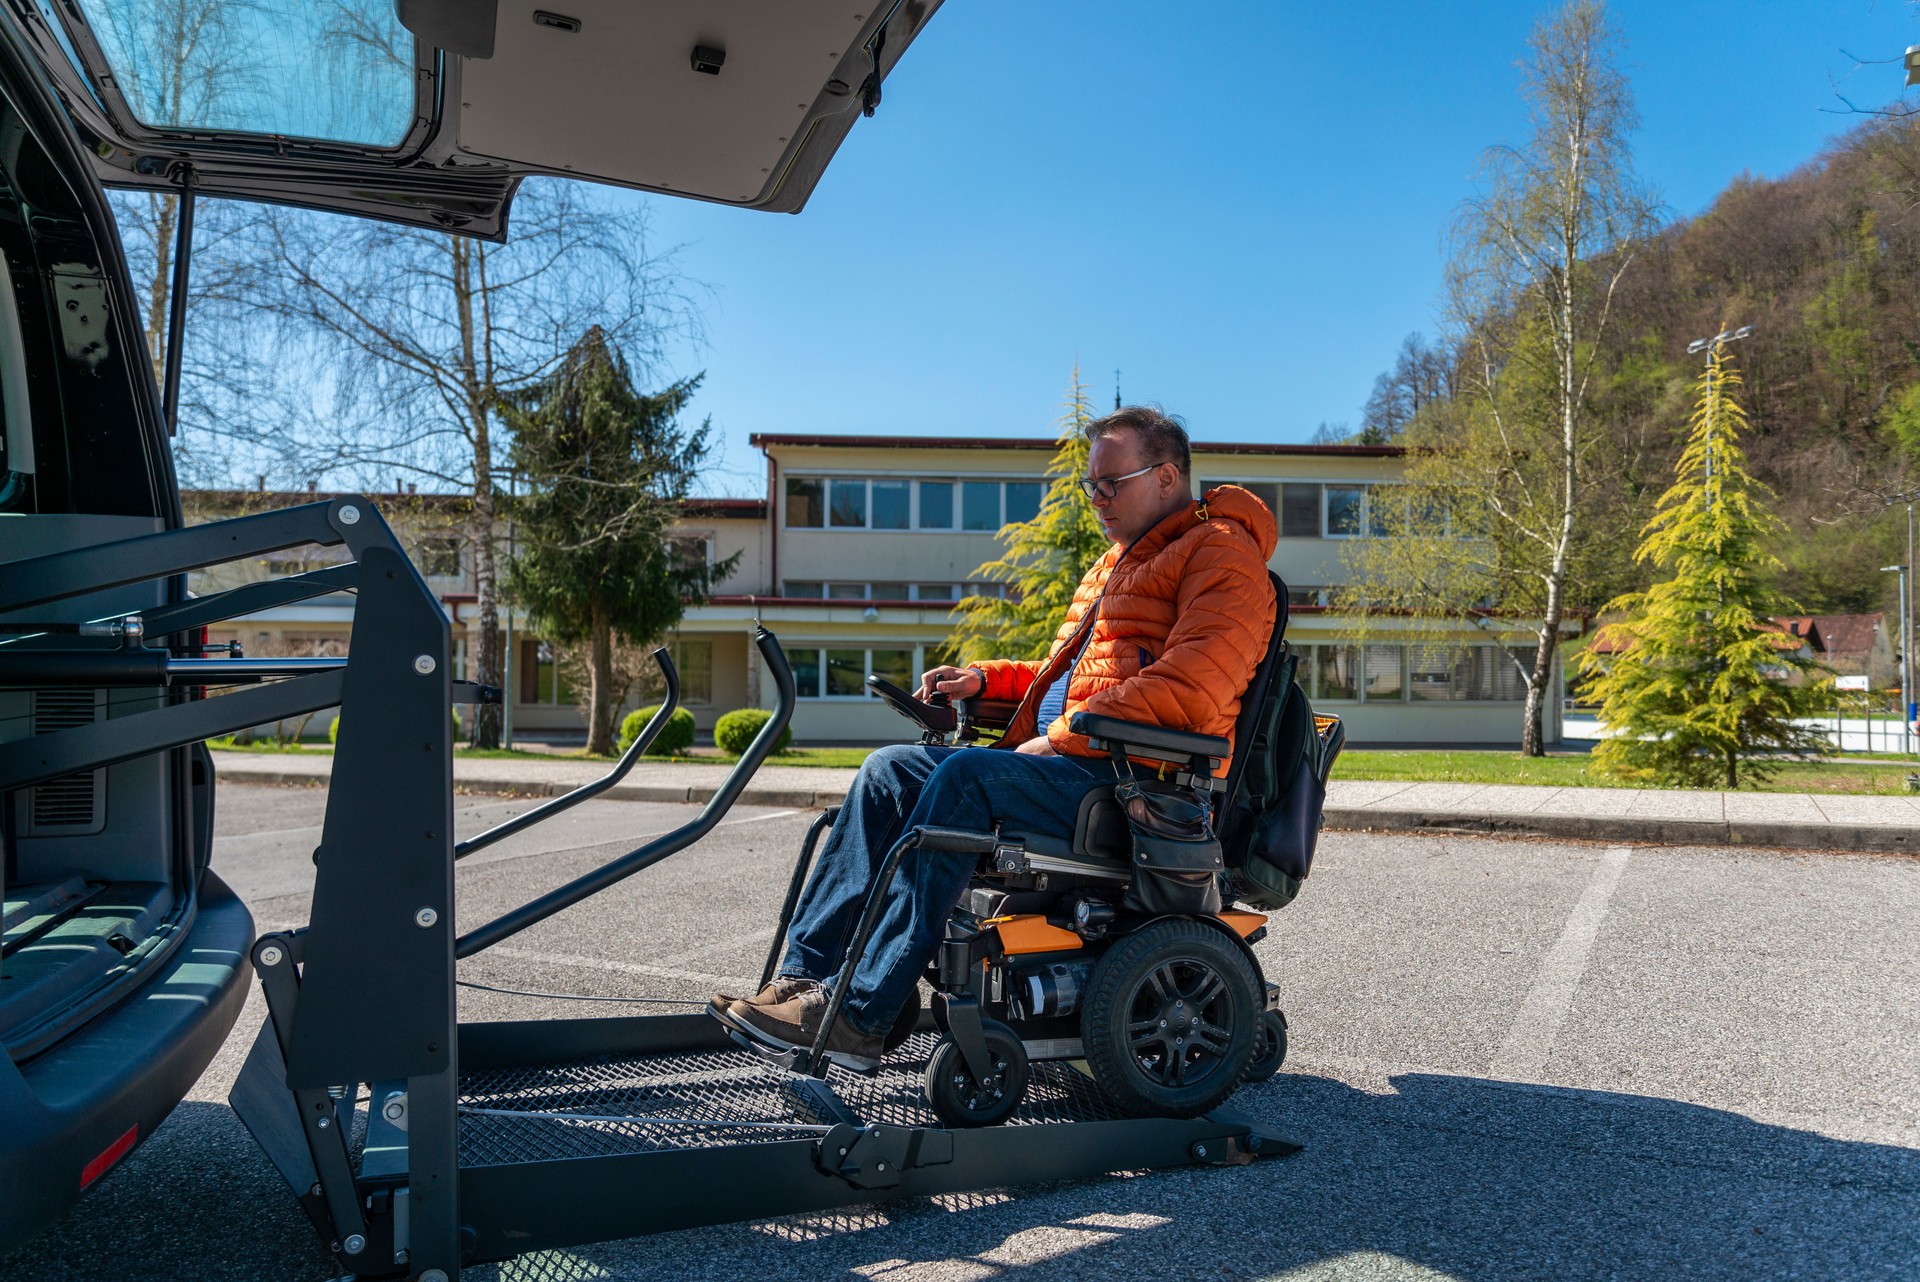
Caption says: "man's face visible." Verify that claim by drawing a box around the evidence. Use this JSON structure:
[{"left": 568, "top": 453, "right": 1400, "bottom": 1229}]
[{"left": 1086, "top": 430, "right": 1187, "bottom": 546}]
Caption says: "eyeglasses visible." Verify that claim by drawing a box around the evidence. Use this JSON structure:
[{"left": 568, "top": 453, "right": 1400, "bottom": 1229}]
[{"left": 1078, "top": 464, "right": 1158, "bottom": 502}]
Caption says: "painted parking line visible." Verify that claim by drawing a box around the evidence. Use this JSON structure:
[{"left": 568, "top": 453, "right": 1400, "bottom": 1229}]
[{"left": 1489, "top": 844, "right": 1633, "bottom": 1082}]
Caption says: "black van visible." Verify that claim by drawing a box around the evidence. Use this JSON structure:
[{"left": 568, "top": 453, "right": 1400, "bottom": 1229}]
[{"left": 0, "top": 0, "right": 939, "bottom": 1250}]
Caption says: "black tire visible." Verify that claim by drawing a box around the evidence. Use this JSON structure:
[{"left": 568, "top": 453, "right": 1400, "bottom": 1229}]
[
  {"left": 1242, "top": 1009, "right": 1287, "bottom": 1083},
  {"left": 1080, "top": 919, "right": 1260, "bottom": 1117},
  {"left": 923, "top": 1020, "right": 1029, "bottom": 1127},
  {"left": 883, "top": 983, "right": 924, "bottom": 1055}
]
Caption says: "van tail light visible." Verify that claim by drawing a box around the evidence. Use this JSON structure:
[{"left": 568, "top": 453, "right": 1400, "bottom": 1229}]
[{"left": 80, "top": 1124, "right": 138, "bottom": 1188}]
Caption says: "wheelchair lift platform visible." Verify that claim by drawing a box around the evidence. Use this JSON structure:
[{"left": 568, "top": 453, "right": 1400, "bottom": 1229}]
[{"left": 0, "top": 496, "right": 1297, "bottom": 1282}]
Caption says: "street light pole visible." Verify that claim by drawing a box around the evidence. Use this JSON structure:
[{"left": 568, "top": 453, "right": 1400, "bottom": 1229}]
[
  {"left": 1884, "top": 564, "right": 1909, "bottom": 758},
  {"left": 1686, "top": 325, "right": 1754, "bottom": 498}
]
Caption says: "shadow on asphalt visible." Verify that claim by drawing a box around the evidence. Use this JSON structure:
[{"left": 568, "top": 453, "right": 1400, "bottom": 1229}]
[{"left": 5, "top": 1072, "right": 1914, "bottom": 1281}]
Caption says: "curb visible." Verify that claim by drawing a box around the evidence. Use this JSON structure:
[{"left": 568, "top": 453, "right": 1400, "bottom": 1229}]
[
  {"left": 214, "top": 767, "right": 850, "bottom": 812},
  {"left": 1325, "top": 807, "right": 1920, "bottom": 855},
  {"left": 214, "top": 767, "right": 1918, "bottom": 855}
]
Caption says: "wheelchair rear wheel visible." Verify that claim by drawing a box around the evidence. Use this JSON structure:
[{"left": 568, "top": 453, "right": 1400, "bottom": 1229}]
[
  {"left": 1080, "top": 919, "right": 1260, "bottom": 1118},
  {"left": 924, "top": 1020, "right": 1029, "bottom": 1127}
]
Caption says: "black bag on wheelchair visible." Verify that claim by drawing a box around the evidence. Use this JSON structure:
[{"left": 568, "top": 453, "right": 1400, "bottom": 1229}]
[
  {"left": 1222, "top": 649, "right": 1342, "bottom": 911},
  {"left": 1114, "top": 777, "right": 1224, "bottom": 917}
]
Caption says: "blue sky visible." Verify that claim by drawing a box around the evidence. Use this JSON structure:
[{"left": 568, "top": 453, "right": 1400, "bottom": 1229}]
[{"left": 626, "top": 1, "right": 1920, "bottom": 497}]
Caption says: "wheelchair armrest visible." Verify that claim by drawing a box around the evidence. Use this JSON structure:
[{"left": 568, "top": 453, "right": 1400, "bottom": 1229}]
[
  {"left": 957, "top": 697, "right": 1021, "bottom": 732},
  {"left": 1069, "top": 712, "right": 1228, "bottom": 768}
]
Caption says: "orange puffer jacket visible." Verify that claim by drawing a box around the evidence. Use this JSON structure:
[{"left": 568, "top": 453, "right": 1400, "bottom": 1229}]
[{"left": 973, "top": 485, "right": 1279, "bottom": 770}]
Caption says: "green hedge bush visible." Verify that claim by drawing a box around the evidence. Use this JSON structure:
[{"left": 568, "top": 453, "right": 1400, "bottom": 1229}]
[
  {"left": 619, "top": 705, "right": 696, "bottom": 755},
  {"left": 714, "top": 708, "right": 791, "bottom": 756},
  {"left": 331, "top": 707, "right": 462, "bottom": 745}
]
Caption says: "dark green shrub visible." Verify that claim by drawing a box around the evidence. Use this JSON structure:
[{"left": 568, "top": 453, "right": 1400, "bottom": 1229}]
[
  {"left": 714, "top": 708, "right": 792, "bottom": 756},
  {"left": 620, "top": 705, "right": 696, "bottom": 755}
]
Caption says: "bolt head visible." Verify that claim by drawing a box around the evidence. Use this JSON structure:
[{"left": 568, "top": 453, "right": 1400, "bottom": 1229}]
[
  {"left": 316, "top": 1115, "right": 330, "bottom": 1129},
  {"left": 343, "top": 1234, "right": 366, "bottom": 1255},
  {"left": 415, "top": 906, "right": 439, "bottom": 928},
  {"left": 1195, "top": 1144, "right": 1208, "bottom": 1158},
  {"left": 338, "top": 505, "right": 360, "bottom": 524},
  {"left": 258, "top": 945, "right": 284, "bottom": 967},
  {"left": 413, "top": 653, "right": 437, "bottom": 675},
  {"left": 421, "top": 1272, "right": 449, "bottom": 1282},
  {"left": 383, "top": 1101, "right": 405, "bottom": 1121}
]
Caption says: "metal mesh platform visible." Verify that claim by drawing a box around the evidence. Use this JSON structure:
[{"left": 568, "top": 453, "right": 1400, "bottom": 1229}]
[{"left": 457, "top": 1032, "right": 1132, "bottom": 1168}]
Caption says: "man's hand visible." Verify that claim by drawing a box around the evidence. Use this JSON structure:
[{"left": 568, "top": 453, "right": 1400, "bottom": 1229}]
[
  {"left": 1014, "top": 735, "right": 1056, "bottom": 756},
  {"left": 917, "top": 664, "right": 984, "bottom": 702}
]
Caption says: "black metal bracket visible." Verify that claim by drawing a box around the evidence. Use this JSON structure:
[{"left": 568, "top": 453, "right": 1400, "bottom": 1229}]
[
  {"left": 931, "top": 991, "right": 993, "bottom": 1083},
  {"left": 813, "top": 1123, "right": 953, "bottom": 1190}
]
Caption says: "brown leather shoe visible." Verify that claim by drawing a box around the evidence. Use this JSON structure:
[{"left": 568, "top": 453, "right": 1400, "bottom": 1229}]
[
  {"left": 718, "top": 987, "right": 887, "bottom": 1072},
  {"left": 706, "top": 975, "right": 818, "bottom": 1015}
]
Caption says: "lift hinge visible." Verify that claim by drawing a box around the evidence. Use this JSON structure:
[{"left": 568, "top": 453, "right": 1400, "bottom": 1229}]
[{"left": 814, "top": 1123, "right": 953, "bottom": 1189}]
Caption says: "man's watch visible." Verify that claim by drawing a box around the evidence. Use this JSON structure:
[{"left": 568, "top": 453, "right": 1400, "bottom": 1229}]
[{"left": 965, "top": 666, "right": 987, "bottom": 698}]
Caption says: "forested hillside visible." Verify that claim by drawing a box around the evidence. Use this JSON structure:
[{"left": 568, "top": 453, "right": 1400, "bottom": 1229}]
[{"left": 1361, "top": 114, "right": 1920, "bottom": 616}]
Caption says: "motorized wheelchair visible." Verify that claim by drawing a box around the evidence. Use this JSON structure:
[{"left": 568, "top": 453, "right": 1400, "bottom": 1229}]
[{"left": 735, "top": 572, "right": 1345, "bottom": 1127}]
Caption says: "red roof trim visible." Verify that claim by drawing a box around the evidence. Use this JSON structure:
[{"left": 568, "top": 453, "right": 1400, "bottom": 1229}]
[{"left": 749, "top": 433, "right": 1404, "bottom": 458}]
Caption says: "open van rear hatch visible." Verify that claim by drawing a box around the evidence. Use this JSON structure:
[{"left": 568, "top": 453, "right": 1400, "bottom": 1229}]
[{"left": 11, "top": 0, "right": 942, "bottom": 237}]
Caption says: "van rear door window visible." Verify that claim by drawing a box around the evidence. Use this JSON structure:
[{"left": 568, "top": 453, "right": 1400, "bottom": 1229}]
[{"left": 73, "top": 0, "right": 416, "bottom": 146}]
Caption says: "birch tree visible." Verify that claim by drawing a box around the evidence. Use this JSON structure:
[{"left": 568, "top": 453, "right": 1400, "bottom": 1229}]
[{"left": 1341, "top": 0, "right": 1657, "bottom": 754}]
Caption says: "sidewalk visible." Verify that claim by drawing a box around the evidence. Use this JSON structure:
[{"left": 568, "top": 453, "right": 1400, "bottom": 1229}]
[{"left": 210, "top": 751, "right": 1920, "bottom": 855}]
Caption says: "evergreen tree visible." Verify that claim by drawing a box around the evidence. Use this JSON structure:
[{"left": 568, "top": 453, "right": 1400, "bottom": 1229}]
[
  {"left": 1580, "top": 342, "right": 1828, "bottom": 788},
  {"left": 946, "top": 367, "right": 1109, "bottom": 662},
  {"left": 503, "top": 327, "right": 736, "bottom": 755}
]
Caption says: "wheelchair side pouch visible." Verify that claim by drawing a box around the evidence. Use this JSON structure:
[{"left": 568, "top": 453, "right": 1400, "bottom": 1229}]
[{"left": 1113, "top": 779, "right": 1224, "bottom": 917}]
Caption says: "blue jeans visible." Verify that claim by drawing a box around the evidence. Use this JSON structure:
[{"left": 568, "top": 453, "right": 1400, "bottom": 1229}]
[{"left": 779, "top": 743, "right": 1106, "bottom": 1035}]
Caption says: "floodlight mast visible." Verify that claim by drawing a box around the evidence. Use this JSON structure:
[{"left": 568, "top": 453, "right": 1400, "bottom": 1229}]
[{"left": 1882, "top": 564, "right": 1912, "bottom": 756}]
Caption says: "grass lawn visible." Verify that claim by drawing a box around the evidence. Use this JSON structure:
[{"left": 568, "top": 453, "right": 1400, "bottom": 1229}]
[
  {"left": 1335, "top": 749, "right": 1920, "bottom": 795},
  {"left": 205, "top": 737, "right": 874, "bottom": 769}
]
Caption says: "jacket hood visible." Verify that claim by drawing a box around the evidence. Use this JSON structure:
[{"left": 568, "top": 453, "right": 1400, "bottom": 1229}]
[
  {"left": 1124, "top": 483, "right": 1279, "bottom": 564},
  {"left": 1199, "top": 484, "right": 1280, "bottom": 560}
]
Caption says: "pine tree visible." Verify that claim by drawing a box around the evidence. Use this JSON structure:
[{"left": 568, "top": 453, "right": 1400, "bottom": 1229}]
[
  {"left": 503, "top": 327, "right": 736, "bottom": 755},
  {"left": 1580, "top": 341, "right": 1829, "bottom": 788},
  {"left": 945, "top": 367, "right": 1109, "bottom": 662}
]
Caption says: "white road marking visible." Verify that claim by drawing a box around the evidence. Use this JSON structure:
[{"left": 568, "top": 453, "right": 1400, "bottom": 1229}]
[
  {"left": 477, "top": 943, "right": 742, "bottom": 988},
  {"left": 1489, "top": 844, "right": 1632, "bottom": 1082}
]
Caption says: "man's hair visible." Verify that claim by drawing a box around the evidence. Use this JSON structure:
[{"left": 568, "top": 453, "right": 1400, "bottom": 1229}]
[{"left": 1085, "top": 405, "right": 1191, "bottom": 479}]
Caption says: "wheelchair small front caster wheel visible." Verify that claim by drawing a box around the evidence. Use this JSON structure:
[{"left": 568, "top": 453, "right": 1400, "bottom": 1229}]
[
  {"left": 1242, "top": 1009, "right": 1288, "bottom": 1083},
  {"left": 924, "top": 1020, "right": 1028, "bottom": 1127}
]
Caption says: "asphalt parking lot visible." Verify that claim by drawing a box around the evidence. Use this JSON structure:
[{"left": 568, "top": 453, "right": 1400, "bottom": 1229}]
[{"left": 5, "top": 782, "right": 1917, "bottom": 1282}]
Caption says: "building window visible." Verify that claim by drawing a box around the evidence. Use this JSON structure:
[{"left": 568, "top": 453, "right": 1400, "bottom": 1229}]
[
  {"left": 1312, "top": 644, "right": 1359, "bottom": 701},
  {"left": 672, "top": 639, "right": 713, "bottom": 705},
  {"left": 1362, "top": 645, "right": 1403, "bottom": 701},
  {"left": 1280, "top": 484, "right": 1320, "bottom": 538},
  {"left": 871, "top": 648, "right": 913, "bottom": 690},
  {"left": 827, "top": 583, "right": 867, "bottom": 600},
  {"left": 790, "top": 646, "right": 929, "bottom": 699},
  {"left": 1326, "top": 486, "right": 1366, "bottom": 537},
  {"left": 1408, "top": 645, "right": 1468, "bottom": 701},
  {"left": 784, "top": 580, "right": 822, "bottom": 598},
  {"left": 1004, "top": 480, "right": 1044, "bottom": 525},
  {"left": 829, "top": 478, "right": 867, "bottom": 528},
  {"left": 417, "top": 537, "right": 462, "bottom": 577},
  {"left": 785, "top": 476, "right": 824, "bottom": 528},
  {"left": 919, "top": 480, "right": 954, "bottom": 529},
  {"left": 872, "top": 581, "right": 910, "bottom": 601},
  {"left": 962, "top": 480, "right": 1000, "bottom": 530},
  {"left": 1287, "top": 586, "right": 1329, "bottom": 608},
  {"left": 872, "top": 480, "right": 911, "bottom": 529},
  {"left": 914, "top": 583, "right": 957, "bottom": 601},
  {"left": 666, "top": 534, "right": 712, "bottom": 573},
  {"left": 519, "top": 639, "right": 576, "bottom": 706}
]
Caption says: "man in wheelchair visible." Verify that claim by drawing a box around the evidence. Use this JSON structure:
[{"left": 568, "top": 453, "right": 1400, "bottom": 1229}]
[{"left": 714, "top": 406, "right": 1334, "bottom": 1124}]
